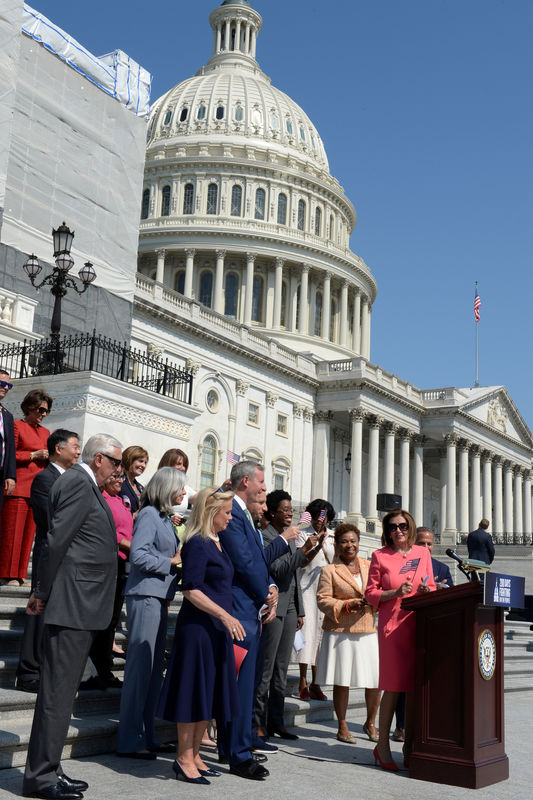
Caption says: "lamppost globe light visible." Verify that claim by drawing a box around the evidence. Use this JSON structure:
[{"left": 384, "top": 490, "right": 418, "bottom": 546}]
[
  {"left": 22, "top": 254, "right": 42, "bottom": 279},
  {"left": 79, "top": 261, "right": 96, "bottom": 284},
  {"left": 55, "top": 253, "right": 74, "bottom": 272},
  {"left": 344, "top": 450, "right": 352, "bottom": 474},
  {"left": 52, "top": 221, "right": 74, "bottom": 256}
]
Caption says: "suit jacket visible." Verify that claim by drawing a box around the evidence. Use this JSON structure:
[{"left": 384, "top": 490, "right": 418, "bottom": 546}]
[
  {"left": 124, "top": 505, "right": 179, "bottom": 600},
  {"left": 29, "top": 463, "right": 61, "bottom": 589},
  {"left": 219, "top": 499, "right": 281, "bottom": 620},
  {"left": 467, "top": 528, "right": 495, "bottom": 565},
  {"left": 34, "top": 464, "right": 118, "bottom": 630},
  {"left": 262, "top": 523, "right": 305, "bottom": 617},
  {"left": 0, "top": 406, "right": 16, "bottom": 482},
  {"left": 317, "top": 560, "right": 376, "bottom": 634},
  {"left": 431, "top": 556, "right": 453, "bottom": 586}
]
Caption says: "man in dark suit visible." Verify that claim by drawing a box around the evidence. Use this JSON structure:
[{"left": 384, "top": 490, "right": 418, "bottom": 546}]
[
  {"left": 22, "top": 433, "right": 122, "bottom": 800},
  {"left": 467, "top": 518, "right": 495, "bottom": 565},
  {"left": 415, "top": 528, "right": 454, "bottom": 587},
  {"left": 0, "top": 367, "right": 16, "bottom": 517},
  {"left": 15, "top": 429, "right": 81, "bottom": 693},
  {"left": 217, "top": 460, "right": 289, "bottom": 781}
]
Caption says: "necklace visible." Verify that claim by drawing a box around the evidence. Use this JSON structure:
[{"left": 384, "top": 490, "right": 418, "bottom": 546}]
[{"left": 209, "top": 533, "right": 220, "bottom": 542}]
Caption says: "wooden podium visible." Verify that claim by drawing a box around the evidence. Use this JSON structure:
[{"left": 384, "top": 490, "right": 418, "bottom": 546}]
[{"left": 402, "top": 581, "right": 509, "bottom": 788}]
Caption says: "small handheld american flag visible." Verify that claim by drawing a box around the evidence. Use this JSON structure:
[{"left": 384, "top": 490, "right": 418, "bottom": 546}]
[
  {"left": 318, "top": 509, "right": 327, "bottom": 523},
  {"left": 399, "top": 558, "right": 420, "bottom": 574},
  {"left": 226, "top": 450, "right": 240, "bottom": 465},
  {"left": 297, "top": 511, "right": 312, "bottom": 528}
]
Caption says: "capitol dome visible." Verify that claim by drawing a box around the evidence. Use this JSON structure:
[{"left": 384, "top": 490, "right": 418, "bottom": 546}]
[{"left": 137, "top": 0, "right": 377, "bottom": 362}]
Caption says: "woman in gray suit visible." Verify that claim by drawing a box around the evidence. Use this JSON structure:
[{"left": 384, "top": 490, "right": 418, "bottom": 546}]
[{"left": 116, "top": 467, "right": 186, "bottom": 759}]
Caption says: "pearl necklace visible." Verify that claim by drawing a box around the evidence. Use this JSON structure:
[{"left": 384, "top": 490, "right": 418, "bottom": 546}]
[{"left": 209, "top": 533, "right": 220, "bottom": 542}]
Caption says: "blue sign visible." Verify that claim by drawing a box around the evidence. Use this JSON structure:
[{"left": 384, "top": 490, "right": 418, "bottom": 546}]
[{"left": 484, "top": 572, "right": 525, "bottom": 608}]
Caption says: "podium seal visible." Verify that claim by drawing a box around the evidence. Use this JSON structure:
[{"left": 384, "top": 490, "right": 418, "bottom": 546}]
[{"left": 478, "top": 629, "right": 496, "bottom": 680}]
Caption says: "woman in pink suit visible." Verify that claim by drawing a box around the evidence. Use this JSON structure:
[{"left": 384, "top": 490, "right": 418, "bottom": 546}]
[{"left": 365, "top": 509, "right": 434, "bottom": 771}]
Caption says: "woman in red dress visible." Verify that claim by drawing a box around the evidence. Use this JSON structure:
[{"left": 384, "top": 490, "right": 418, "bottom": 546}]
[
  {"left": 0, "top": 389, "right": 52, "bottom": 585},
  {"left": 365, "top": 509, "right": 435, "bottom": 770}
]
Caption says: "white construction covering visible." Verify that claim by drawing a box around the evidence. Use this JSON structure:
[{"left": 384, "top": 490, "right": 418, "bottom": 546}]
[
  {"left": 0, "top": 0, "right": 24, "bottom": 210},
  {"left": 0, "top": 3, "right": 151, "bottom": 303}
]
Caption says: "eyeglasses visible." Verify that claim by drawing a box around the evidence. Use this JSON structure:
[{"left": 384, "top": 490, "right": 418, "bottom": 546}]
[
  {"left": 37, "top": 407, "right": 48, "bottom": 415},
  {"left": 210, "top": 487, "right": 224, "bottom": 497},
  {"left": 100, "top": 453, "right": 123, "bottom": 468},
  {"left": 389, "top": 522, "right": 409, "bottom": 533},
  {"left": 0, "top": 380, "right": 13, "bottom": 390}
]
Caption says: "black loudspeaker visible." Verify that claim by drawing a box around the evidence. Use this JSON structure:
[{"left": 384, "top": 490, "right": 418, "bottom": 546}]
[{"left": 377, "top": 493, "right": 402, "bottom": 512}]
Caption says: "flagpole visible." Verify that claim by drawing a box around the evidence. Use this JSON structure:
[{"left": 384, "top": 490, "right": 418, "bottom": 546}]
[{"left": 474, "top": 280, "right": 479, "bottom": 387}]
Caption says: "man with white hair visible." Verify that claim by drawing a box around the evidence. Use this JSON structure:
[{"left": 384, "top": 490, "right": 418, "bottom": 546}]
[{"left": 22, "top": 433, "right": 122, "bottom": 800}]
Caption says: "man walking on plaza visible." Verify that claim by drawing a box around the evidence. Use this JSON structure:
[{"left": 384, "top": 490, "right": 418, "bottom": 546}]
[
  {"left": 467, "top": 518, "right": 495, "bottom": 565},
  {"left": 22, "top": 433, "right": 122, "bottom": 800}
]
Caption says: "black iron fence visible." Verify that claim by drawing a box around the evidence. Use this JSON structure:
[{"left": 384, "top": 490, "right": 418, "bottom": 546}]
[{"left": 0, "top": 332, "right": 193, "bottom": 405}]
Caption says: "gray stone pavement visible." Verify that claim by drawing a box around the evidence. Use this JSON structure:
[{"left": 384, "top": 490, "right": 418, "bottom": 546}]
[{"left": 0, "top": 691, "right": 531, "bottom": 800}]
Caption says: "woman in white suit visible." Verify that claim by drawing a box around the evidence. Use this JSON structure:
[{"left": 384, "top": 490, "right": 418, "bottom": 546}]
[{"left": 116, "top": 467, "right": 185, "bottom": 758}]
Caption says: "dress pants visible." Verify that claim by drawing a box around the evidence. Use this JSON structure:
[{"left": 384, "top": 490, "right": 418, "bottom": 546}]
[
  {"left": 254, "top": 604, "right": 297, "bottom": 729},
  {"left": 116, "top": 594, "right": 167, "bottom": 753},
  {"left": 16, "top": 533, "right": 46, "bottom": 683},
  {"left": 88, "top": 559, "right": 126, "bottom": 679},
  {"left": 0, "top": 497, "right": 35, "bottom": 579},
  {"left": 217, "top": 616, "right": 261, "bottom": 765},
  {"left": 23, "top": 625, "right": 95, "bottom": 793}
]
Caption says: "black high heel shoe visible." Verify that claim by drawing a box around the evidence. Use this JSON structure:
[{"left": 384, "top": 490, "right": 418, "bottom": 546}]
[
  {"left": 199, "top": 767, "right": 221, "bottom": 777},
  {"left": 172, "top": 760, "right": 210, "bottom": 785}
]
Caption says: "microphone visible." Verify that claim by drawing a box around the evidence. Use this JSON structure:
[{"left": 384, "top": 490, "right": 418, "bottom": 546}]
[{"left": 445, "top": 548, "right": 463, "bottom": 565}]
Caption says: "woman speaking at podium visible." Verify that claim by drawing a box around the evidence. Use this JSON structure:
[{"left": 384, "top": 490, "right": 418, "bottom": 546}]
[{"left": 365, "top": 509, "right": 435, "bottom": 771}]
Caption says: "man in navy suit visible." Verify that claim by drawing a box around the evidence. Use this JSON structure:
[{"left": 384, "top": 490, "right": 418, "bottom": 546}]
[
  {"left": 416, "top": 528, "right": 454, "bottom": 587},
  {"left": 218, "top": 460, "right": 291, "bottom": 780},
  {"left": 467, "top": 518, "right": 495, "bottom": 565},
  {"left": 0, "top": 367, "right": 16, "bottom": 517}
]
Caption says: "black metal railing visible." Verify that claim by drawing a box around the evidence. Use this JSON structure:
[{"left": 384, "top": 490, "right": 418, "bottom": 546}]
[
  {"left": 458, "top": 532, "right": 532, "bottom": 546},
  {"left": 0, "top": 332, "right": 193, "bottom": 405}
]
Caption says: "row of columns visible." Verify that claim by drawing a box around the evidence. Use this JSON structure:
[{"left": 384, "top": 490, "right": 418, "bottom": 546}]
[
  {"left": 213, "top": 18, "right": 258, "bottom": 58},
  {"left": 149, "top": 248, "right": 372, "bottom": 356}
]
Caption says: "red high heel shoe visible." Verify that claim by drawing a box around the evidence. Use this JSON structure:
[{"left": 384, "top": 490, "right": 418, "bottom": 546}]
[
  {"left": 373, "top": 746, "right": 399, "bottom": 772},
  {"left": 308, "top": 683, "right": 327, "bottom": 701}
]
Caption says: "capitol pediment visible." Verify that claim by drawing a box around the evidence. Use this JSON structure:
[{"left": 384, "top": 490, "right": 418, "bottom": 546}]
[{"left": 459, "top": 387, "right": 532, "bottom": 446}]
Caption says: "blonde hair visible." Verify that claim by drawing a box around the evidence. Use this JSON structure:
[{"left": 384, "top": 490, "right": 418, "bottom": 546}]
[{"left": 183, "top": 487, "right": 234, "bottom": 544}]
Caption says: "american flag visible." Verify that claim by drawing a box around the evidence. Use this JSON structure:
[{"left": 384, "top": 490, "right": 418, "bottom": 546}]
[
  {"left": 318, "top": 509, "right": 327, "bottom": 523},
  {"left": 226, "top": 450, "right": 240, "bottom": 465},
  {"left": 474, "top": 288, "right": 481, "bottom": 322},
  {"left": 297, "top": 511, "right": 312, "bottom": 528},
  {"left": 399, "top": 558, "right": 420, "bottom": 574}
]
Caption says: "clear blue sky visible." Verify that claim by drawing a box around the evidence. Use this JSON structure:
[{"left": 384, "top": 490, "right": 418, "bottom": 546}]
[{"left": 32, "top": 1, "right": 533, "bottom": 428}]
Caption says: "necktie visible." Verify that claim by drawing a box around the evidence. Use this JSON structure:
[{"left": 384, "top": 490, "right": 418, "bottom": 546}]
[{"left": 245, "top": 508, "right": 264, "bottom": 546}]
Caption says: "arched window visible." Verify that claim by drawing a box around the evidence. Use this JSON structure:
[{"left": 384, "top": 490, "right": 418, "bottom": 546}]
[
  {"left": 314, "top": 207, "right": 322, "bottom": 236},
  {"left": 141, "top": 188, "right": 150, "bottom": 220},
  {"left": 234, "top": 104, "right": 244, "bottom": 121},
  {"left": 179, "top": 107, "right": 188, "bottom": 122},
  {"left": 206, "top": 183, "right": 218, "bottom": 215},
  {"left": 183, "top": 183, "right": 194, "bottom": 214},
  {"left": 254, "top": 188, "right": 265, "bottom": 220},
  {"left": 252, "top": 274, "right": 264, "bottom": 322},
  {"left": 197, "top": 104, "right": 206, "bottom": 120},
  {"left": 281, "top": 280, "right": 288, "bottom": 327},
  {"left": 199, "top": 271, "right": 213, "bottom": 308},
  {"left": 299, "top": 125, "right": 306, "bottom": 142},
  {"left": 277, "top": 193, "right": 287, "bottom": 225},
  {"left": 329, "top": 214, "right": 335, "bottom": 241},
  {"left": 286, "top": 118, "right": 293, "bottom": 135},
  {"left": 200, "top": 435, "right": 217, "bottom": 489},
  {"left": 297, "top": 199, "right": 305, "bottom": 231},
  {"left": 225, "top": 273, "right": 239, "bottom": 318},
  {"left": 231, "top": 185, "right": 242, "bottom": 216},
  {"left": 314, "top": 290, "right": 323, "bottom": 336},
  {"left": 163, "top": 109, "right": 172, "bottom": 125},
  {"left": 161, "top": 185, "right": 171, "bottom": 217},
  {"left": 174, "top": 270, "right": 185, "bottom": 294},
  {"left": 216, "top": 105, "right": 225, "bottom": 120}
]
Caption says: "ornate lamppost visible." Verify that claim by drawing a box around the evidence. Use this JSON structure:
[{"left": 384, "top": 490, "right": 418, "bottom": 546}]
[{"left": 22, "top": 222, "right": 96, "bottom": 346}]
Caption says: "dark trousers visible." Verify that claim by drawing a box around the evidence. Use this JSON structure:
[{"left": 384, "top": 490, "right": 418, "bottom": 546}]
[
  {"left": 16, "top": 534, "right": 45, "bottom": 683},
  {"left": 254, "top": 606, "right": 297, "bottom": 729},
  {"left": 88, "top": 559, "right": 126, "bottom": 678},
  {"left": 23, "top": 625, "right": 95, "bottom": 793}
]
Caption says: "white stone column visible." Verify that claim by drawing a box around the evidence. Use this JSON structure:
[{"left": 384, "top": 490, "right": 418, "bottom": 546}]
[
  {"left": 482, "top": 451, "right": 493, "bottom": 521},
  {"left": 244, "top": 23, "right": 250, "bottom": 54},
  {"left": 184, "top": 248, "right": 195, "bottom": 298},
  {"left": 399, "top": 430, "right": 410, "bottom": 512},
  {"left": 458, "top": 440, "right": 470, "bottom": 535},
  {"left": 412, "top": 435, "right": 424, "bottom": 526},
  {"left": 493, "top": 457, "right": 504, "bottom": 537},
  {"left": 156, "top": 248, "right": 166, "bottom": 284},
  {"left": 339, "top": 280, "right": 348, "bottom": 347},
  {"left": 348, "top": 408, "right": 364, "bottom": 525},
  {"left": 216, "top": 24, "right": 222, "bottom": 53},
  {"left": 442, "top": 434, "right": 457, "bottom": 544},
  {"left": 360, "top": 297, "right": 369, "bottom": 358},
  {"left": 224, "top": 20, "right": 230, "bottom": 50},
  {"left": 332, "top": 430, "right": 344, "bottom": 516},
  {"left": 311, "top": 411, "right": 332, "bottom": 499},
  {"left": 439, "top": 450, "right": 447, "bottom": 533},
  {"left": 235, "top": 19, "right": 241, "bottom": 50},
  {"left": 291, "top": 404, "right": 305, "bottom": 504},
  {"left": 244, "top": 252, "right": 255, "bottom": 325},
  {"left": 321, "top": 271, "right": 331, "bottom": 340},
  {"left": 289, "top": 270, "right": 298, "bottom": 332},
  {"left": 383, "top": 422, "right": 396, "bottom": 494},
  {"left": 263, "top": 391, "right": 278, "bottom": 488},
  {"left": 352, "top": 288, "right": 361, "bottom": 353},
  {"left": 214, "top": 249, "right": 225, "bottom": 313},
  {"left": 251, "top": 28, "right": 257, "bottom": 58},
  {"left": 299, "top": 264, "right": 309, "bottom": 335},
  {"left": 366, "top": 417, "right": 381, "bottom": 524},
  {"left": 273, "top": 257, "right": 283, "bottom": 329},
  {"left": 503, "top": 461, "right": 514, "bottom": 538},
  {"left": 469, "top": 445, "right": 481, "bottom": 531},
  {"left": 514, "top": 468, "right": 523, "bottom": 540},
  {"left": 523, "top": 471, "right": 532, "bottom": 542},
  {"left": 367, "top": 305, "right": 372, "bottom": 359}
]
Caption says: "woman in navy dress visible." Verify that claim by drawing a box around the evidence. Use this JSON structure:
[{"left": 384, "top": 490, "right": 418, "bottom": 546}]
[{"left": 158, "top": 488, "right": 244, "bottom": 785}]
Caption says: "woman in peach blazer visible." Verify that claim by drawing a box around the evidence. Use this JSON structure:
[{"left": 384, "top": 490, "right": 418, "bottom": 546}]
[
  {"left": 316, "top": 523, "right": 380, "bottom": 744},
  {"left": 365, "top": 509, "right": 435, "bottom": 771}
]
